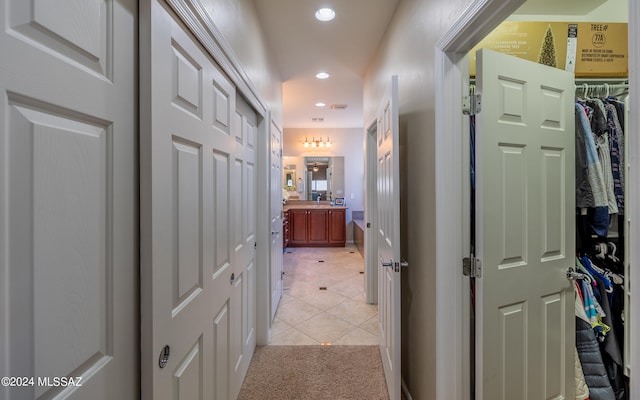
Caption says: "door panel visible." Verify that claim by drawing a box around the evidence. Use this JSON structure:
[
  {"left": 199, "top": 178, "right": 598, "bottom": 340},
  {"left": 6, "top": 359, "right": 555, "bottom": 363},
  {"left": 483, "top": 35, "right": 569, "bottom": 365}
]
[
  {"left": 328, "top": 209, "right": 346, "bottom": 244},
  {"left": 1, "top": 0, "right": 137, "bottom": 399},
  {"left": 290, "top": 209, "right": 309, "bottom": 244},
  {"left": 141, "top": 2, "right": 256, "bottom": 398},
  {"left": 476, "top": 49, "right": 575, "bottom": 400},
  {"left": 308, "top": 210, "right": 329, "bottom": 243},
  {"left": 377, "top": 76, "right": 401, "bottom": 400},
  {"left": 173, "top": 140, "right": 203, "bottom": 310},
  {"left": 231, "top": 95, "right": 258, "bottom": 398},
  {"left": 270, "top": 121, "right": 283, "bottom": 321}
]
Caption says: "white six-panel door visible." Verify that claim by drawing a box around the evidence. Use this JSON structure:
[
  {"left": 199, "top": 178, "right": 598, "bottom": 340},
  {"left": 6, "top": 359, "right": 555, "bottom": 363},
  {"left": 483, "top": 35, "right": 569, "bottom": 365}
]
[
  {"left": 0, "top": 0, "right": 138, "bottom": 399},
  {"left": 377, "top": 76, "right": 402, "bottom": 400},
  {"left": 475, "top": 48, "right": 575, "bottom": 400},
  {"left": 140, "top": 1, "right": 257, "bottom": 398}
]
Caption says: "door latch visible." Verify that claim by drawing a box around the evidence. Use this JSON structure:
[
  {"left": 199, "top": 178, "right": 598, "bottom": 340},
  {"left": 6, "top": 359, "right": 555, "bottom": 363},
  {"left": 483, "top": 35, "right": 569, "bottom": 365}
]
[
  {"left": 381, "top": 259, "right": 408, "bottom": 272},
  {"left": 381, "top": 260, "right": 394, "bottom": 268},
  {"left": 463, "top": 257, "right": 482, "bottom": 278}
]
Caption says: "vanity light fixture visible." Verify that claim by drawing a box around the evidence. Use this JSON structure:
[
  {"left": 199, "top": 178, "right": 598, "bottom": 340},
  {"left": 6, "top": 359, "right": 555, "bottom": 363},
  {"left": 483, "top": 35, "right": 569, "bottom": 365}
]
[
  {"left": 315, "top": 102, "right": 326, "bottom": 107},
  {"left": 315, "top": 8, "right": 335, "bottom": 22},
  {"left": 315, "top": 72, "right": 330, "bottom": 79},
  {"left": 303, "top": 137, "right": 332, "bottom": 148}
]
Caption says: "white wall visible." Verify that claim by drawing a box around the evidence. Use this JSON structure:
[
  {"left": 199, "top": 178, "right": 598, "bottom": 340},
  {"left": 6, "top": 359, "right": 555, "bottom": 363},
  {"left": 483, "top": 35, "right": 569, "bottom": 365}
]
[
  {"left": 283, "top": 127, "right": 364, "bottom": 243},
  {"left": 363, "top": 0, "right": 474, "bottom": 398},
  {"left": 200, "top": 0, "right": 283, "bottom": 125}
]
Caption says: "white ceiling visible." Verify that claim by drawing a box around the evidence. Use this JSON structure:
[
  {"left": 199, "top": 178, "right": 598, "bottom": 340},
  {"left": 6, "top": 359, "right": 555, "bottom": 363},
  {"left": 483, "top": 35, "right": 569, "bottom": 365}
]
[
  {"left": 253, "top": 0, "right": 400, "bottom": 128},
  {"left": 254, "top": 0, "right": 609, "bottom": 129}
]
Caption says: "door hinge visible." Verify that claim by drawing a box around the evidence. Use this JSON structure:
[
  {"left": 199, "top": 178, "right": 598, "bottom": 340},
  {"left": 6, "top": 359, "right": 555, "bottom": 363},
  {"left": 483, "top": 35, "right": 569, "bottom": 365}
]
[
  {"left": 463, "top": 256, "right": 482, "bottom": 278},
  {"left": 462, "top": 90, "right": 481, "bottom": 116}
]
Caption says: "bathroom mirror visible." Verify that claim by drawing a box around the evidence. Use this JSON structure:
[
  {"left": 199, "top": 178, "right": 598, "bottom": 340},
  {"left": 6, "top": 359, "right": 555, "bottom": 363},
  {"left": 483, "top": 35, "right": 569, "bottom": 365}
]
[
  {"left": 282, "top": 157, "right": 344, "bottom": 201},
  {"left": 283, "top": 166, "right": 296, "bottom": 190},
  {"left": 304, "top": 156, "right": 344, "bottom": 201}
]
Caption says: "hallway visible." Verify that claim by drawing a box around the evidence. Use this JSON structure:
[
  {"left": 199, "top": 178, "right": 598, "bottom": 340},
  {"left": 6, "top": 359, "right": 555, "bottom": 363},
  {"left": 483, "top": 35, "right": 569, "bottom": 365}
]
[{"left": 271, "top": 245, "right": 379, "bottom": 345}]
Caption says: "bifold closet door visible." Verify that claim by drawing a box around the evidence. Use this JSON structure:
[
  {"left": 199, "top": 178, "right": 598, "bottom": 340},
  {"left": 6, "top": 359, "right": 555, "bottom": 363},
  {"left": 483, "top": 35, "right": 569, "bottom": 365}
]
[
  {"left": 0, "top": 0, "right": 138, "bottom": 399},
  {"left": 140, "top": 1, "right": 257, "bottom": 398}
]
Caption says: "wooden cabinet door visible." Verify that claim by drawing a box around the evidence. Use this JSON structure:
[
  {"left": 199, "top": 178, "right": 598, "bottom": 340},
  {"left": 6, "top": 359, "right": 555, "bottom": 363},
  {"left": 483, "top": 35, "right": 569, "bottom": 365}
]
[
  {"left": 328, "top": 209, "right": 346, "bottom": 245},
  {"left": 289, "top": 209, "right": 308, "bottom": 245},
  {"left": 308, "top": 209, "right": 329, "bottom": 244}
]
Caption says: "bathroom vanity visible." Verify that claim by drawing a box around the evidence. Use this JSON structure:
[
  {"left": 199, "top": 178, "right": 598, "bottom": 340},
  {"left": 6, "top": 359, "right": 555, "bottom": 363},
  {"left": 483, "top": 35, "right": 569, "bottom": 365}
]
[{"left": 283, "top": 202, "right": 346, "bottom": 247}]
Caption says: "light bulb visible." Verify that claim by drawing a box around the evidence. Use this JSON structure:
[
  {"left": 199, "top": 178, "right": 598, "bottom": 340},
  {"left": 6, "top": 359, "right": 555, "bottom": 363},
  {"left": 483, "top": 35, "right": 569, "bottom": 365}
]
[{"left": 315, "top": 8, "right": 335, "bottom": 22}]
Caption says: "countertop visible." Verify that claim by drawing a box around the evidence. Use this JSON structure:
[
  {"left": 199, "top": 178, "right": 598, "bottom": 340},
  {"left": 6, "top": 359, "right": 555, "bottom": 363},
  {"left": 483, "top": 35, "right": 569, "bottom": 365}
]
[{"left": 283, "top": 201, "right": 347, "bottom": 211}]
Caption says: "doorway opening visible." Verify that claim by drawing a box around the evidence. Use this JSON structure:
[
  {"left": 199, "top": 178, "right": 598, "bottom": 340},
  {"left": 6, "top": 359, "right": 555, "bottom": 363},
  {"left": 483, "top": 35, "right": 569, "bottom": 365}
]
[
  {"left": 435, "top": 0, "right": 637, "bottom": 399},
  {"left": 276, "top": 127, "right": 376, "bottom": 343}
]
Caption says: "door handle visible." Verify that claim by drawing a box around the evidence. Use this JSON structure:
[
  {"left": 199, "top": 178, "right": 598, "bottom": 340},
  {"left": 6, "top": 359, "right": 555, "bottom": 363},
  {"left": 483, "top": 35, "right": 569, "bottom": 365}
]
[
  {"left": 271, "top": 230, "right": 281, "bottom": 235},
  {"left": 380, "top": 258, "right": 393, "bottom": 268},
  {"left": 566, "top": 267, "right": 589, "bottom": 281}
]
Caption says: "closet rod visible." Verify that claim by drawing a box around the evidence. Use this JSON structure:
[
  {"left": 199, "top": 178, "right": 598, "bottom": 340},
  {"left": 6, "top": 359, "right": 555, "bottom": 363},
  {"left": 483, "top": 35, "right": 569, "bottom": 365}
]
[
  {"left": 574, "top": 78, "right": 628, "bottom": 85},
  {"left": 574, "top": 83, "right": 629, "bottom": 90},
  {"left": 575, "top": 79, "right": 628, "bottom": 97}
]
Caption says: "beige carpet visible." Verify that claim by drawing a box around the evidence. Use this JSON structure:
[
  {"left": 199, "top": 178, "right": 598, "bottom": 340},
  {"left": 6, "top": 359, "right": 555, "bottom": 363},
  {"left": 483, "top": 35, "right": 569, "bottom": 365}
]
[{"left": 237, "top": 345, "right": 389, "bottom": 400}]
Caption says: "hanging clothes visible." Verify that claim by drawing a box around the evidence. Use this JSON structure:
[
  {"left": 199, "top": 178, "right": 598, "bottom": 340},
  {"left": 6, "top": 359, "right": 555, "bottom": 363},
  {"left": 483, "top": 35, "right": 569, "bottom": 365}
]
[
  {"left": 605, "top": 103, "right": 625, "bottom": 212},
  {"left": 574, "top": 84, "right": 628, "bottom": 400},
  {"left": 576, "top": 347, "right": 590, "bottom": 400},
  {"left": 575, "top": 102, "right": 609, "bottom": 209},
  {"left": 593, "top": 275, "right": 626, "bottom": 400},
  {"left": 575, "top": 284, "right": 615, "bottom": 400},
  {"left": 595, "top": 133, "right": 618, "bottom": 215},
  {"left": 575, "top": 102, "right": 609, "bottom": 238}
]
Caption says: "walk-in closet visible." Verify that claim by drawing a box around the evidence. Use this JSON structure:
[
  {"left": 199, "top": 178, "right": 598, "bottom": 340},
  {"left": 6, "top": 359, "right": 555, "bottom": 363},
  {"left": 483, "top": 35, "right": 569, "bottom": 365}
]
[{"left": 572, "top": 79, "right": 630, "bottom": 399}]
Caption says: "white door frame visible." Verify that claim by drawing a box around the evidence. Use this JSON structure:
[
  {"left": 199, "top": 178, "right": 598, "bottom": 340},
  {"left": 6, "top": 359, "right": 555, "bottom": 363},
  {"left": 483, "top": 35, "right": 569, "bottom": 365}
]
[
  {"left": 434, "top": 0, "right": 640, "bottom": 399},
  {"left": 364, "top": 120, "right": 378, "bottom": 304},
  {"left": 152, "top": 0, "right": 273, "bottom": 347}
]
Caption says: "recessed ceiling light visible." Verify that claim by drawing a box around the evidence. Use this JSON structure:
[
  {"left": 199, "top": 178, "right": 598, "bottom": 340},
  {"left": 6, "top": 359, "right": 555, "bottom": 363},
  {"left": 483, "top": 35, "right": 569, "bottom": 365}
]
[
  {"left": 315, "top": 102, "right": 326, "bottom": 107},
  {"left": 315, "top": 72, "right": 330, "bottom": 79},
  {"left": 315, "top": 8, "right": 335, "bottom": 22}
]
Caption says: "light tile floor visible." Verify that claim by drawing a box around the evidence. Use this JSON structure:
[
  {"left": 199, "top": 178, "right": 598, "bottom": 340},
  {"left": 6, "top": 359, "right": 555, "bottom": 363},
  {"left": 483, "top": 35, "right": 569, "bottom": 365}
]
[{"left": 271, "top": 245, "right": 379, "bottom": 345}]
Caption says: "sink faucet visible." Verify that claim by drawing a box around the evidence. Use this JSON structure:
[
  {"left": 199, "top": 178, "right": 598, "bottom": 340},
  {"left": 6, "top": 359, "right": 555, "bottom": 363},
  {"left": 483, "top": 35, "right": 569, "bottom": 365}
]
[{"left": 317, "top": 194, "right": 321, "bottom": 205}]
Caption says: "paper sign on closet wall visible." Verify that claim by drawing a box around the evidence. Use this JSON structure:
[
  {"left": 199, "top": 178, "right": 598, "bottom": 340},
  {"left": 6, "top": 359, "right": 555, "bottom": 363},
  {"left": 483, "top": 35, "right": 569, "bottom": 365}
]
[{"left": 469, "top": 22, "right": 628, "bottom": 78}]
